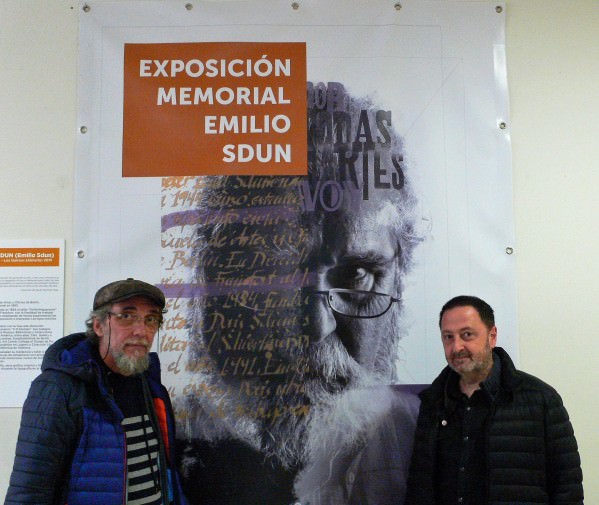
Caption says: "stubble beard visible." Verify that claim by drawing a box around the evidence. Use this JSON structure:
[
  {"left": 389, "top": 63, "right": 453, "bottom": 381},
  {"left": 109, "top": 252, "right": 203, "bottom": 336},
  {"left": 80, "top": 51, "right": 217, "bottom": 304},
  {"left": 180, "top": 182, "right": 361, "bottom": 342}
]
[{"left": 450, "top": 339, "right": 493, "bottom": 379}]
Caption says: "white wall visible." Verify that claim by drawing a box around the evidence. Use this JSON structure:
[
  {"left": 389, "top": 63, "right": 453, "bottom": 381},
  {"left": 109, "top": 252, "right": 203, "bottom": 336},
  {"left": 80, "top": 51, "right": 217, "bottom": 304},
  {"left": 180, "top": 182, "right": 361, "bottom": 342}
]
[
  {"left": 508, "top": 2, "right": 599, "bottom": 502},
  {"left": 0, "top": 0, "right": 596, "bottom": 502},
  {"left": 0, "top": 0, "right": 77, "bottom": 494}
]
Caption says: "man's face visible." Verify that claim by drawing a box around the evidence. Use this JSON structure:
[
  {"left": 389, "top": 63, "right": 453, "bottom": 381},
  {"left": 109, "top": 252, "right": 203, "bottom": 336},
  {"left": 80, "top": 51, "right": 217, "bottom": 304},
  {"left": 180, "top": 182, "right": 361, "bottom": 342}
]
[
  {"left": 302, "top": 196, "right": 402, "bottom": 394},
  {"left": 440, "top": 305, "right": 496, "bottom": 378},
  {"left": 94, "top": 296, "right": 161, "bottom": 375},
  {"left": 188, "top": 175, "right": 408, "bottom": 467},
  {"left": 195, "top": 182, "right": 404, "bottom": 394}
]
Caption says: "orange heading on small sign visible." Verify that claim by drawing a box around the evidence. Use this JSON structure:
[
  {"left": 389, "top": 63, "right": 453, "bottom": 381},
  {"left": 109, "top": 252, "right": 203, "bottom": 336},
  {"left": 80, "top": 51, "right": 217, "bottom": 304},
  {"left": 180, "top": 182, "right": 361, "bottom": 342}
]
[
  {"left": 123, "top": 42, "right": 307, "bottom": 177},
  {"left": 0, "top": 248, "right": 60, "bottom": 267}
]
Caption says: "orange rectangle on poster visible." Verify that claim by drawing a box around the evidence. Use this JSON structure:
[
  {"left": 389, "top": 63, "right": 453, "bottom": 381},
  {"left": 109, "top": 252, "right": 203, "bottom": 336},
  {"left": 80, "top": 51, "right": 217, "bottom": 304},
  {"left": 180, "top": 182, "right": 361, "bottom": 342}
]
[
  {"left": 123, "top": 42, "right": 307, "bottom": 177},
  {"left": 0, "top": 248, "right": 60, "bottom": 267}
]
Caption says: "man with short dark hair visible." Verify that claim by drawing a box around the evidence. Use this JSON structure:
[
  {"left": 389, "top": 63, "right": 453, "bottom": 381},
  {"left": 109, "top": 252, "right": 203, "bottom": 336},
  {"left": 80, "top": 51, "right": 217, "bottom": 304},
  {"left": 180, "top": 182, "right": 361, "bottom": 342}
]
[
  {"left": 406, "top": 295, "right": 583, "bottom": 504},
  {"left": 5, "top": 278, "right": 188, "bottom": 505}
]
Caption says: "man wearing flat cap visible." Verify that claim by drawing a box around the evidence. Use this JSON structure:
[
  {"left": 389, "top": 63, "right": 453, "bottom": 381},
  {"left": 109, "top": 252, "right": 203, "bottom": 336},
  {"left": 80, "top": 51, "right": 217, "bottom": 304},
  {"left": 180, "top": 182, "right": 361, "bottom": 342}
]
[{"left": 5, "top": 279, "right": 188, "bottom": 505}]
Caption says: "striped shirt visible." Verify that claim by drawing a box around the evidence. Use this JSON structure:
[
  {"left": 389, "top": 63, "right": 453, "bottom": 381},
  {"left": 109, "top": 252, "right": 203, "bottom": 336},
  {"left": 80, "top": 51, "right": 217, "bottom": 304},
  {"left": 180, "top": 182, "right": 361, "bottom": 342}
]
[
  {"left": 122, "top": 414, "right": 163, "bottom": 504},
  {"left": 107, "top": 370, "right": 164, "bottom": 505}
]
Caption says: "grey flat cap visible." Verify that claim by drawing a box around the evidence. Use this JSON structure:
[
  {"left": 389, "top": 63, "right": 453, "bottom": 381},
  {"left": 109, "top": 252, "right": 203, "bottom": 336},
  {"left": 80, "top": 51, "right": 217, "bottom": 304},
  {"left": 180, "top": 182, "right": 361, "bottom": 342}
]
[{"left": 93, "top": 278, "right": 165, "bottom": 310}]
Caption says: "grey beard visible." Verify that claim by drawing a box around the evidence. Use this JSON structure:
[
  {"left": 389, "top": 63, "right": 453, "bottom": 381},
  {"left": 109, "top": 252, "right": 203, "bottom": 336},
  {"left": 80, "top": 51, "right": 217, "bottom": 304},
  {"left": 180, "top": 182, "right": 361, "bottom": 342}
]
[{"left": 113, "top": 351, "right": 150, "bottom": 376}]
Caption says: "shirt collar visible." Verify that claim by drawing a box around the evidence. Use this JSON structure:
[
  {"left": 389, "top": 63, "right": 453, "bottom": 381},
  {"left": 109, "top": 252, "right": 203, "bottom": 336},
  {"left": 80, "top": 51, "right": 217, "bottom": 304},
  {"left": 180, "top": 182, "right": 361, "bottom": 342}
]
[{"left": 480, "top": 351, "right": 501, "bottom": 399}]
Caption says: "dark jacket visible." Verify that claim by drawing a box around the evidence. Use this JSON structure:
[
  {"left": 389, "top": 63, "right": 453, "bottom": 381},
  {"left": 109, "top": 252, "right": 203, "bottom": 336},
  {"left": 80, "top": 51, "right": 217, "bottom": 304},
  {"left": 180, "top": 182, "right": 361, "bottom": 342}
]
[
  {"left": 405, "top": 347, "right": 583, "bottom": 505},
  {"left": 5, "top": 333, "right": 187, "bottom": 505}
]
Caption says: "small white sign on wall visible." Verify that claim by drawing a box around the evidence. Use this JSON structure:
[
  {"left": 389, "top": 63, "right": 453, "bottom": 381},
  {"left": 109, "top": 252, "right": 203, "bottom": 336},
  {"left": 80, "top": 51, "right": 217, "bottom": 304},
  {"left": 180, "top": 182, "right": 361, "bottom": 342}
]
[{"left": 0, "top": 239, "right": 65, "bottom": 407}]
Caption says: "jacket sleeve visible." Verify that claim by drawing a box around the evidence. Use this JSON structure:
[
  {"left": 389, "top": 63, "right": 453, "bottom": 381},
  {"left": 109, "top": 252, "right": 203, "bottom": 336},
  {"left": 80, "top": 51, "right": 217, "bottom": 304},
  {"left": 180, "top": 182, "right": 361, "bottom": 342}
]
[
  {"left": 158, "top": 382, "right": 189, "bottom": 505},
  {"left": 544, "top": 390, "right": 584, "bottom": 504},
  {"left": 5, "top": 371, "right": 80, "bottom": 505}
]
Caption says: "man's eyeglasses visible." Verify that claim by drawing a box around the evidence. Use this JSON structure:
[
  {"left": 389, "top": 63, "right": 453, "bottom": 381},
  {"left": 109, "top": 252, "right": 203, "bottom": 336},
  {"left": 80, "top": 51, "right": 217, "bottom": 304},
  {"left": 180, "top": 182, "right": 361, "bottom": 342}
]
[
  {"left": 108, "top": 312, "right": 163, "bottom": 330},
  {"left": 314, "top": 288, "right": 400, "bottom": 319}
]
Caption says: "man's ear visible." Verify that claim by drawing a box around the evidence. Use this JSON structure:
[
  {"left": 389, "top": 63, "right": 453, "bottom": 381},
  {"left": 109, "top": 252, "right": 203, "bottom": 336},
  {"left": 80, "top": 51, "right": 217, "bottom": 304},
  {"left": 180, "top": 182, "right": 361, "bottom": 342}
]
[
  {"left": 489, "top": 325, "right": 498, "bottom": 348},
  {"left": 93, "top": 318, "right": 105, "bottom": 338}
]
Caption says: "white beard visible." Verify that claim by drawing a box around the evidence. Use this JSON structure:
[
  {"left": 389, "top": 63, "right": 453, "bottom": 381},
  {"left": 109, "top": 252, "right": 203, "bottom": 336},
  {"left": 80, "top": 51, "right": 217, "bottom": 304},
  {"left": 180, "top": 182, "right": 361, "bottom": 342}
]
[
  {"left": 294, "top": 385, "right": 401, "bottom": 504},
  {"left": 178, "top": 306, "right": 402, "bottom": 470},
  {"left": 177, "top": 338, "right": 389, "bottom": 470}
]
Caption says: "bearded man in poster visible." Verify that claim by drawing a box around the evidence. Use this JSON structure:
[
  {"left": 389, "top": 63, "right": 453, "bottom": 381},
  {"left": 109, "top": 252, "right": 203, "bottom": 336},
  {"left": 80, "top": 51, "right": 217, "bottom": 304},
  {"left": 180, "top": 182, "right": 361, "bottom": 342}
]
[{"left": 173, "top": 82, "right": 423, "bottom": 505}]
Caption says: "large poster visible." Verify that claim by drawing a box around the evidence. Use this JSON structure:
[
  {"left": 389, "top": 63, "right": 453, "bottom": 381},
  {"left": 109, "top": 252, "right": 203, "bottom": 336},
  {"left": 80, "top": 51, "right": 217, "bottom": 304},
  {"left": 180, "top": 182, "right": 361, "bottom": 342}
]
[{"left": 75, "top": 1, "right": 515, "bottom": 503}]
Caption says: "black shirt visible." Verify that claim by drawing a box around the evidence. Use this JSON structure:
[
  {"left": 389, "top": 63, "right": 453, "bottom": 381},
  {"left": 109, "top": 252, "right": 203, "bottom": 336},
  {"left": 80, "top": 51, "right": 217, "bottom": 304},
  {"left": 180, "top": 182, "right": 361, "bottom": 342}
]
[{"left": 434, "top": 358, "right": 501, "bottom": 505}]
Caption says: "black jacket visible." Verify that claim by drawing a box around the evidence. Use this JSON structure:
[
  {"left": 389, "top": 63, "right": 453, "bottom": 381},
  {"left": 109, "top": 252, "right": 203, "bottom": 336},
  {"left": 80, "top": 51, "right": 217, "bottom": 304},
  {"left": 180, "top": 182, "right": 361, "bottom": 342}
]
[{"left": 405, "top": 347, "right": 583, "bottom": 504}]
